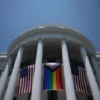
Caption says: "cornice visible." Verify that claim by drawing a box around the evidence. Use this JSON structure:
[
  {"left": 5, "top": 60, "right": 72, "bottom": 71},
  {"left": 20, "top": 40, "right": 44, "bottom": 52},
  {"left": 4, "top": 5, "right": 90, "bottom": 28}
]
[
  {"left": 0, "top": 52, "right": 7, "bottom": 61},
  {"left": 7, "top": 25, "right": 96, "bottom": 57},
  {"left": 96, "top": 52, "right": 100, "bottom": 60}
]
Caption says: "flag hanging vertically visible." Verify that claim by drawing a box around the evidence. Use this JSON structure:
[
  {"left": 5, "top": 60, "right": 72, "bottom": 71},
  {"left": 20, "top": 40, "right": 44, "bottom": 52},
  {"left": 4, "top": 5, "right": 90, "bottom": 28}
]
[
  {"left": 17, "top": 65, "right": 35, "bottom": 95},
  {"left": 43, "top": 62, "right": 63, "bottom": 90},
  {"left": 71, "top": 66, "right": 90, "bottom": 93}
]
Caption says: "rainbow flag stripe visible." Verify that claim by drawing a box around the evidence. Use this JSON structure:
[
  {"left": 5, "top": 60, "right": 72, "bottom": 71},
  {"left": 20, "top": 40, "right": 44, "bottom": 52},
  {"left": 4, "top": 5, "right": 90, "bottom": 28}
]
[{"left": 43, "top": 66, "right": 63, "bottom": 90}]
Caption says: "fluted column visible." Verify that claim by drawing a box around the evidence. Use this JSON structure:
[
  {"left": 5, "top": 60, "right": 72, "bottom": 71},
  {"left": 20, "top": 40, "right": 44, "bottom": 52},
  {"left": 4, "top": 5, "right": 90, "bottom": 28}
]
[
  {"left": 61, "top": 39, "right": 76, "bottom": 100},
  {"left": 31, "top": 39, "right": 43, "bottom": 100},
  {"left": 91, "top": 56, "right": 100, "bottom": 87},
  {"left": 0, "top": 58, "right": 13, "bottom": 100},
  {"left": 4, "top": 46, "right": 24, "bottom": 100},
  {"left": 80, "top": 47, "right": 100, "bottom": 100}
]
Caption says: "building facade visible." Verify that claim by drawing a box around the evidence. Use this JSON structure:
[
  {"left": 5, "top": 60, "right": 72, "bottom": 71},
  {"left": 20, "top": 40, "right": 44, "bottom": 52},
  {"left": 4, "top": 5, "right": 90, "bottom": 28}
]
[{"left": 0, "top": 25, "right": 100, "bottom": 100}]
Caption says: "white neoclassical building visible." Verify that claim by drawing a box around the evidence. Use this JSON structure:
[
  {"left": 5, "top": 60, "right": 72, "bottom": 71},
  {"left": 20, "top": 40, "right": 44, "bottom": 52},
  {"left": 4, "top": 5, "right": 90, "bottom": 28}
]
[{"left": 0, "top": 25, "right": 100, "bottom": 100}]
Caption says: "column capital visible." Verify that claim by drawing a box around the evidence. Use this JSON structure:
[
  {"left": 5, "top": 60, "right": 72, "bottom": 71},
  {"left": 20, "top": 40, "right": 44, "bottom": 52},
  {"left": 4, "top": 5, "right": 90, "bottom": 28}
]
[
  {"left": 61, "top": 38, "right": 67, "bottom": 42},
  {"left": 61, "top": 39, "right": 67, "bottom": 45},
  {"left": 38, "top": 38, "right": 43, "bottom": 42},
  {"left": 17, "top": 45, "right": 24, "bottom": 54},
  {"left": 18, "top": 44, "right": 25, "bottom": 49},
  {"left": 80, "top": 46, "right": 86, "bottom": 54},
  {"left": 79, "top": 44, "right": 85, "bottom": 48},
  {"left": 7, "top": 56, "right": 13, "bottom": 60},
  {"left": 35, "top": 38, "right": 43, "bottom": 42}
]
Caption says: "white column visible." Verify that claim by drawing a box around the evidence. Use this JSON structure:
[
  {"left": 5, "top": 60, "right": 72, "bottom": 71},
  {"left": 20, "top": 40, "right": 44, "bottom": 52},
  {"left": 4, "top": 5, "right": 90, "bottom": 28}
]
[
  {"left": 91, "top": 56, "right": 100, "bottom": 87},
  {"left": 61, "top": 40, "right": 76, "bottom": 100},
  {"left": 31, "top": 39, "right": 43, "bottom": 100},
  {"left": 80, "top": 47, "right": 100, "bottom": 100},
  {"left": 0, "top": 58, "right": 13, "bottom": 100},
  {"left": 4, "top": 46, "right": 24, "bottom": 100}
]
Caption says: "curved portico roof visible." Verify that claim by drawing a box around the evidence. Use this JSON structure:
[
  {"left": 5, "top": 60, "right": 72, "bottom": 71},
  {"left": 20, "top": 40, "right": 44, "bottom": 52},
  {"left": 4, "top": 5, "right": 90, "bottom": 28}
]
[{"left": 7, "top": 25, "right": 95, "bottom": 57}]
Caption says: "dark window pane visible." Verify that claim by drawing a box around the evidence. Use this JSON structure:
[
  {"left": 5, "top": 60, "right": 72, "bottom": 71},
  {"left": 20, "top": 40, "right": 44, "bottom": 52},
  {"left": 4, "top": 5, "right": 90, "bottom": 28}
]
[
  {"left": 0, "top": 70, "right": 3, "bottom": 76},
  {"left": 87, "top": 95, "right": 93, "bottom": 100},
  {"left": 48, "top": 91, "right": 58, "bottom": 100},
  {"left": 13, "top": 97, "right": 17, "bottom": 100}
]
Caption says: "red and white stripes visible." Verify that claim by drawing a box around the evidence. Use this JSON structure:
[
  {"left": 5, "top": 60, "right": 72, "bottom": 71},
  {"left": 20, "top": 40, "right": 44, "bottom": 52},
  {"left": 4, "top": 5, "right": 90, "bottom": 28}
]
[
  {"left": 73, "top": 66, "right": 90, "bottom": 93},
  {"left": 17, "top": 65, "right": 35, "bottom": 95},
  {"left": 17, "top": 65, "right": 90, "bottom": 95}
]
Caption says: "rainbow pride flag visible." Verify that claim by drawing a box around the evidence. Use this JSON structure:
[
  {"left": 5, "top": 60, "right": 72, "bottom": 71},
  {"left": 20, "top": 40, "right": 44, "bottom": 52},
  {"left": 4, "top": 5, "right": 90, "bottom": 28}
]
[{"left": 43, "top": 64, "right": 63, "bottom": 90}]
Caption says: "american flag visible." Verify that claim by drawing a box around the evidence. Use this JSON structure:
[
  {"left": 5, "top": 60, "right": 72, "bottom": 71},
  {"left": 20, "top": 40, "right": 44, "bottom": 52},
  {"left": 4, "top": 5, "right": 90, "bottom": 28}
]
[
  {"left": 71, "top": 66, "right": 90, "bottom": 93},
  {"left": 17, "top": 65, "right": 35, "bottom": 95}
]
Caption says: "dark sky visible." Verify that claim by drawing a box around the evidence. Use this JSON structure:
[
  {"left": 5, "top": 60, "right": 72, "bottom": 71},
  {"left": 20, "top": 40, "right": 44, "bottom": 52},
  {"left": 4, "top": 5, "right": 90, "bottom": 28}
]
[{"left": 0, "top": 0, "right": 100, "bottom": 52}]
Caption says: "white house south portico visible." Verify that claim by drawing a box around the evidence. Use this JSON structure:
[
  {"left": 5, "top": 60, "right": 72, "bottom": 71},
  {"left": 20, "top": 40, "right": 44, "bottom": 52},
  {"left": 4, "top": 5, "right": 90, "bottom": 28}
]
[{"left": 0, "top": 25, "right": 100, "bottom": 100}]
